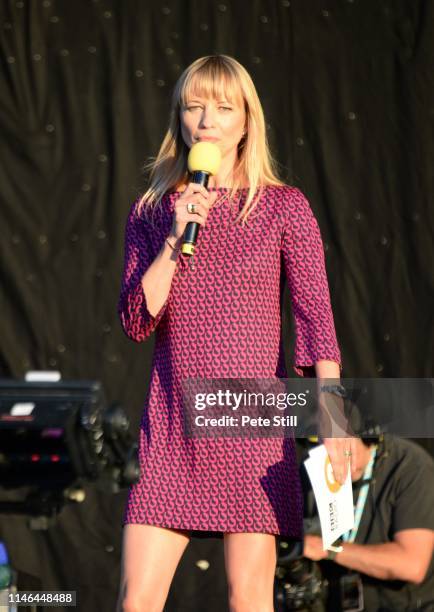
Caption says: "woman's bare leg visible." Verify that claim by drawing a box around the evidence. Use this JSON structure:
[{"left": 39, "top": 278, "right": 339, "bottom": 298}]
[
  {"left": 116, "top": 524, "right": 190, "bottom": 612},
  {"left": 224, "top": 532, "right": 277, "bottom": 612}
]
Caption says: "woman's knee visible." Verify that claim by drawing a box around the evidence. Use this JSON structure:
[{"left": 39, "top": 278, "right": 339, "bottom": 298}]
[
  {"left": 118, "top": 592, "right": 164, "bottom": 612},
  {"left": 228, "top": 584, "right": 274, "bottom": 612},
  {"left": 117, "top": 524, "right": 190, "bottom": 612},
  {"left": 228, "top": 580, "right": 274, "bottom": 612},
  {"left": 225, "top": 533, "right": 276, "bottom": 612}
]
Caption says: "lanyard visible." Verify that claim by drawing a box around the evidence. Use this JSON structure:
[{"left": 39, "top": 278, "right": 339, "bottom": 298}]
[{"left": 342, "top": 446, "right": 377, "bottom": 543}]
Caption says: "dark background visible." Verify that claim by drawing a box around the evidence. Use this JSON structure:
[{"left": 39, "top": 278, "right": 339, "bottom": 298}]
[{"left": 0, "top": 0, "right": 433, "bottom": 610}]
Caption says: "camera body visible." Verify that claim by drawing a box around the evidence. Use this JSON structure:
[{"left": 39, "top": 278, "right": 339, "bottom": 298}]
[{"left": 275, "top": 517, "right": 328, "bottom": 611}]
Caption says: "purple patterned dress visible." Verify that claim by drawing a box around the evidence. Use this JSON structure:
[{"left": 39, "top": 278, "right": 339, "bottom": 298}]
[{"left": 118, "top": 185, "right": 341, "bottom": 538}]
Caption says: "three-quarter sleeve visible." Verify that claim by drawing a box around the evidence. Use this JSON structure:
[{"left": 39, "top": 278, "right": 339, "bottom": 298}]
[
  {"left": 281, "top": 187, "right": 341, "bottom": 377},
  {"left": 117, "top": 200, "right": 168, "bottom": 342}
]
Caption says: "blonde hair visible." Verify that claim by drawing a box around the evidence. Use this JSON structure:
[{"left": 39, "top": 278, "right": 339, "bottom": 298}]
[{"left": 137, "top": 55, "right": 284, "bottom": 223}]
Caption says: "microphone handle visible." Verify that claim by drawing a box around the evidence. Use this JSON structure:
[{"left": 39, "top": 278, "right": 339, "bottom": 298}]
[{"left": 181, "top": 171, "right": 210, "bottom": 256}]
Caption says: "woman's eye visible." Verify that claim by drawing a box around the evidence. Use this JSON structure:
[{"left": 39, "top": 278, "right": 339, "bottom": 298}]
[{"left": 185, "top": 104, "right": 232, "bottom": 112}]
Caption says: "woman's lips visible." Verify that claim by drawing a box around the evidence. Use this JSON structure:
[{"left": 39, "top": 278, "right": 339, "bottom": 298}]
[{"left": 197, "top": 137, "right": 219, "bottom": 142}]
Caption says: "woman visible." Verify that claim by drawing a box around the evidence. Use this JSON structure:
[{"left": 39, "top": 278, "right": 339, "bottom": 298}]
[{"left": 116, "top": 55, "right": 353, "bottom": 612}]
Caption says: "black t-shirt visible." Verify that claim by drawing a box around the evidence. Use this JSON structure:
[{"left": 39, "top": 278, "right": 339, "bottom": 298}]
[{"left": 318, "top": 436, "right": 434, "bottom": 611}]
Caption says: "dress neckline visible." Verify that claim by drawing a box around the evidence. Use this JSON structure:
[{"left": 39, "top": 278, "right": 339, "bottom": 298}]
[
  {"left": 171, "top": 186, "right": 249, "bottom": 193},
  {"left": 167, "top": 185, "right": 283, "bottom": 196}
]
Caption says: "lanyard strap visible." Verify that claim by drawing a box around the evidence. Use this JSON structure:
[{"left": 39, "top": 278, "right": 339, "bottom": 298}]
[{"left": 342, "top": 445, "right": 377, "bottom": 543}]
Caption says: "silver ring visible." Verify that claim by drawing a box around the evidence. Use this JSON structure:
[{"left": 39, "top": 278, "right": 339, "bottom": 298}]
[
  {"left": 343, "top": 450, "right": 352, "bottom": 457},
  {"left": 187, "top": 202, "right": 196, "bottom": 214}
]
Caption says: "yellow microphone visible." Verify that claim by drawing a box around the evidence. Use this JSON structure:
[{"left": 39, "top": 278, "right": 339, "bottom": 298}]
[{"left": 181, "top": 142, "right": 221, "bottom": 256}]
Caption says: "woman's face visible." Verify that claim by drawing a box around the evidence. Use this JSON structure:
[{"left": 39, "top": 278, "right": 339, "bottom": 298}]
[{"left": 179, "top": 91, "right": 246, "bottom": 161}]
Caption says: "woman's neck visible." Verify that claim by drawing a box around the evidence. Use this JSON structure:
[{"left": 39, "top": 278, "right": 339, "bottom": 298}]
[
  {"left": 207, "top": 172, "right": 233, "bottom": 189},
  {"left": 176, "top": 161, "right": 248, "bottom": 191},
  {"left": 208, "top": 171, "right": 249, "bottom": 189}
]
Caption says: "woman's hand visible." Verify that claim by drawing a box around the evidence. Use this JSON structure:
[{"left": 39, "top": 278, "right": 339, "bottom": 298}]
[
  {"left": 316, "top": 388, "right": 359, "bottom": 485},
  {"left": 323, "top": 436, "right": 360, "bottom": 485},
  {"left": 168, "top": 183, "right": 219, "bottom": 242}
]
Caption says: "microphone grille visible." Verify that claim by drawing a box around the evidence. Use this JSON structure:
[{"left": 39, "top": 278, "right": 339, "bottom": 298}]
[{"left": 188, "top": 142, "right": 221, "bottom": 175}]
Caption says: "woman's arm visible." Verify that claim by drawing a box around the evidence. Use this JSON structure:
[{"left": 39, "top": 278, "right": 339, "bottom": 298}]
[
  {"left": 281, "top": 187, "right": 341, "bottom": 377},
  {"left": 281, "top": 186, "right": 353, "bottom": 484},
  {"left": 315, "top": 359, "right": 360, "bottom": 485},
  {"left": 117, "top": 202, "right": 173, "bottom": 342},
  {"left": 315, "top": 359, "right": 340, "bottom": 379},
  {"left": 118, "top": 186, "right": 217, "bottom": 342},
  {"left": 141, "top": 236, "right": 181, "bottom": 317}
]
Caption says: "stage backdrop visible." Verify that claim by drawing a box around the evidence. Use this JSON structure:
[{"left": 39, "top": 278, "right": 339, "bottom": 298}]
[{"left": 0, "top": 1, "right": 433, "bottom": 610}]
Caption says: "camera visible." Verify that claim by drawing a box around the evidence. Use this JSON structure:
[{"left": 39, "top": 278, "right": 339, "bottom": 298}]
[{"left": 274, "top": 518, "right": 328, "bottom": 611}]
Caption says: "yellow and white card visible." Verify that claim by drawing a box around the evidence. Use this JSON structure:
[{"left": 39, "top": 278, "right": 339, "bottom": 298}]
[{"left": 304, "top": 444, "right": 354, "bottom": 550}]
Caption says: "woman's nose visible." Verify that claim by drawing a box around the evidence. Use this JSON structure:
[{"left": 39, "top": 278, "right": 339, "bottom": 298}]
[{"left": 199, "top": 107, "right": 216, "bottom": 127}]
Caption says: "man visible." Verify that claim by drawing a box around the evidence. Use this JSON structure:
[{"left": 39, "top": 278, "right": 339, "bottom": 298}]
[{"left": 303, "top": 435, "right": 434, "bottom": 611}]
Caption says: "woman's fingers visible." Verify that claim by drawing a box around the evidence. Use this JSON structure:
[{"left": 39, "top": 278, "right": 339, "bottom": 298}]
[
  {"left": 178, "top": 192, "right": 209, "bottom": 211},
  {"left": 179, "top": 183, "right": 215, "bottom": 210},
  {"left": 325, "top": 439, "right": 344, "bottom": 485},
  {"left": 176, "top": 202, "right": 208, "bottom": 226},
  {"left": 177, "top": 186, "right": 216, "bottom": 217},
  {"left": 182, "top": 184, "right": 220, "bottom": 206},
  {"left": 171, "top": 189, "right": 218, "bottom": 239},
  {"left": 324, "top": 437, "right": 352, "bottom": 485},
  {"left": 177, "top": 190, "right": 218, "bottom": 217},
  {"left": 183, "top": 182, "right": 210, "bottom": 199}
]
